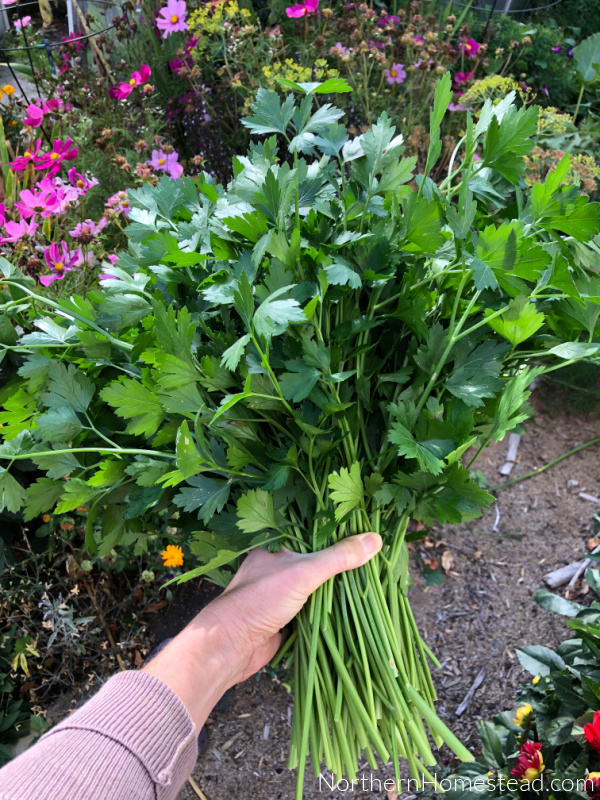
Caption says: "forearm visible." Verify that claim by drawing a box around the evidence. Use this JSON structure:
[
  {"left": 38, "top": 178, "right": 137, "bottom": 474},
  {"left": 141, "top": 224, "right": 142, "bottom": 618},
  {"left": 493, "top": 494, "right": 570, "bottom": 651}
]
[
  {"left": 0, "top": 671, "right": 198, "bottom": 800},
  {"left": 141, "top": 609, "right": 235, "bottom": 734}
]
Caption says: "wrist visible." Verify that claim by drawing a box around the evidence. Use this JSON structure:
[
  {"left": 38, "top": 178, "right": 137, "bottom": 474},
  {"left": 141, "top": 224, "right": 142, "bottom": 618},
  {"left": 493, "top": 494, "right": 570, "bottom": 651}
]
[{"left": 141, "top": 611, "right": 236, "bottom": 733}]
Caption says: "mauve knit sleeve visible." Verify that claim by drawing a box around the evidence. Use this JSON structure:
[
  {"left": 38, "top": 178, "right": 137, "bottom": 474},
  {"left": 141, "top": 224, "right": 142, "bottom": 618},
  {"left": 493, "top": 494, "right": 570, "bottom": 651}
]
[{"left": 0, "top": 671, "right": 198, "bottom": 800}]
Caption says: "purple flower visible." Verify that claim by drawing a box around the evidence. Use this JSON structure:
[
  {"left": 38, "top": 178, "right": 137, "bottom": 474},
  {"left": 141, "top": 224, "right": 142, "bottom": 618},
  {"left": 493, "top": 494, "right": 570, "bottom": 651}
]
[
  {"left": 552, "top": 45, "right": 562, "bottom": 53},
  {"left": 542, "top": 84, "right": 549, "bottom": 96},
  {"left": 384, "top": 63, "right": 406, "bottom": 85},
  {"left": 567, "top": 47, "right": 573, "bottom": 58}
]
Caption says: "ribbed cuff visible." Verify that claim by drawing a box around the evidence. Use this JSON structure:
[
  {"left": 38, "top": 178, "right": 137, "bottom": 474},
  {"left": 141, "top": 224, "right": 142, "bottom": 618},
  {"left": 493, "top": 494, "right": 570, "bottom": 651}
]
[{"left": 40, "top": 670, "right": 198, "bottom": 797}]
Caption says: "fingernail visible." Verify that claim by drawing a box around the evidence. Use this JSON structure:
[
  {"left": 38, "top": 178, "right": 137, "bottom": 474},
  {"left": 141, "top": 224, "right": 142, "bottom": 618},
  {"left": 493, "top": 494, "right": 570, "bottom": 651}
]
[{"left": 360, "top": 533, "right": 382, "bottom": 555}]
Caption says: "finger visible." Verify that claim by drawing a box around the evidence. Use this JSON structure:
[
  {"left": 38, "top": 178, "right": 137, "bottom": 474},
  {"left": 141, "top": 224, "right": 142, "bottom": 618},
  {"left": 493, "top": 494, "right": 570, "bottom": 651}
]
[{"left": 297, "top": 533, "right": 382, "bottom": 595}]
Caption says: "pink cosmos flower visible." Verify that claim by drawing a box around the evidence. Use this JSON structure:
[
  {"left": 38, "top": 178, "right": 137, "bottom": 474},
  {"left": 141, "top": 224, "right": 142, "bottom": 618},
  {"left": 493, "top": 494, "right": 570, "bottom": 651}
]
[
  {"left": 0, "top": 203, "right": 5, "bottom": 228},
  {"left": 73, "top": 250, "right": 97, "bottom": 269},
  {"left": 15, "top": 184, "right": 59, "bottom": 218},
  {"left": 147, "top": 148, "right": 183, "bottom": 179},
  {"left": 68, "top": 217, "right": 108, "bottom": 241},
  {"left": 459, "top": 38, "right": 480, "bottom": 56},
  {"left": 384, "top": 63, "right": 406, "bottom": 85},
  {"left": 156, "top": 0, "right": 188, "bottom": 37},
  {"left": 49, "top": 181, "right": 80, "bottom": 213},
  {"left": 14, "top": 15, "right": 31, "bottom": 27},
  {"left": 286, "top": 0, "right": 318, "bottom": 17},
  {"left": 24, "top": 104, "right": 44, "bottom": 127},
  {"left": 448, "top": 102, "right": 466, "bottom": 112},
  {"left": 67, "top": 167, "right": 99, "bottom": 194},
  {"left": 34, "top": 138, "right": 77, "bottom": 176},
  {"left": 105, "top": 190, "right": 130, "bottom": 218},
  {"left": 0, "top": 218, "right": 38, "bottom": 244},
  {"left": 40, "top": 242, "right": 80, "bottom": 285},
  {"left": 8, "top": 139, "right": 42, "bottom": 172},
  {"left": 453, "top": 71, "right": 473, "bottom": 87},
  {"left": 109, "top": 64, "right": 152, "bottom": 100}
]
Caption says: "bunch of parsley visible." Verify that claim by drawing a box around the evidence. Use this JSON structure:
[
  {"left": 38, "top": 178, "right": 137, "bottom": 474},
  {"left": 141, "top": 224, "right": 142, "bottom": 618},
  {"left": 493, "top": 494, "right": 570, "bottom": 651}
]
[{"left": 1, "top": 76, "right": 600, "bottom": 796}]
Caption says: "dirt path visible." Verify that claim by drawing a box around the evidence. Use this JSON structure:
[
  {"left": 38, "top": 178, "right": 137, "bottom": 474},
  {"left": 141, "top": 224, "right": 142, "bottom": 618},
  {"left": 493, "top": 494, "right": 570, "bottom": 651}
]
[{"left": 169, "top": 402, "right": 600, "bottom": 800}]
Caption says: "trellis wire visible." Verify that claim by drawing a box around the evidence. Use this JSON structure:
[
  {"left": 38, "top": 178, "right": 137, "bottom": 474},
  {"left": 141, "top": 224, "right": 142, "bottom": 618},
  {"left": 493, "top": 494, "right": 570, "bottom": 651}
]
[{"left": 0, "top": 22, "right": 117, "bottom": 53}]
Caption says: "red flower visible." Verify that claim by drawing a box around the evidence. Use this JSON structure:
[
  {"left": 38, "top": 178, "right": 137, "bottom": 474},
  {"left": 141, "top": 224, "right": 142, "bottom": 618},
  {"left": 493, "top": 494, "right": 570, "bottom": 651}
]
[
  {"left": 511, "top": 741, "right": 545, "bottom": 782},
  {"left": 586, "top": 712, "right": 600, "bottom": 752}
]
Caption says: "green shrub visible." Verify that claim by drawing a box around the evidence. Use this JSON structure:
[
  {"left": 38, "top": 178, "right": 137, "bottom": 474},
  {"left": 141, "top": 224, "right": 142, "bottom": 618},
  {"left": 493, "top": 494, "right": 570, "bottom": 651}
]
[{"left": 448, "top": 574, "right": 600, "bottom": 799}]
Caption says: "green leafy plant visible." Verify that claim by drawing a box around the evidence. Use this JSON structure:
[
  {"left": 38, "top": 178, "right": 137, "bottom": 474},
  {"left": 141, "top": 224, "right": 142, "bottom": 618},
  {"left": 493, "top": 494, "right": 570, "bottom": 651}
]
[
  {"left": 447, "top": 573, "right": 600, "bottom": 799},
  {"left": 573, "top": 32, "right": 600, "bottom": 124},
  {"left": 0, "top": 626, "right": 46, "bottom": 766},
  {"left": 0, "top": 75, "right": 599, "bottom": 796}
]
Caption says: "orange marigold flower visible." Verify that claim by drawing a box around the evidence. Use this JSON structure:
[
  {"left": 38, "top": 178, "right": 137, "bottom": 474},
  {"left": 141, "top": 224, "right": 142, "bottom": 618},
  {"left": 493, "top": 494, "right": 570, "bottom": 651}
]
[
  {"left": 42, "top": 513, "right": 51, "bottom": 523},
  {"left": 161, "top": 544, "right": 184, "bottom": 568}
]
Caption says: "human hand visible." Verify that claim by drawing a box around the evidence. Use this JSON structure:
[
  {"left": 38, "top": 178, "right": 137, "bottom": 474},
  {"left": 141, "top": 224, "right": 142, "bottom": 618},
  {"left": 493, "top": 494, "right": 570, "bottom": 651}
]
[
  {"left": 200, "top": 532, "right": 383, "bottom": 685},
  {"left": 142, "top": 533, "right": 382, "bottom": 732}
]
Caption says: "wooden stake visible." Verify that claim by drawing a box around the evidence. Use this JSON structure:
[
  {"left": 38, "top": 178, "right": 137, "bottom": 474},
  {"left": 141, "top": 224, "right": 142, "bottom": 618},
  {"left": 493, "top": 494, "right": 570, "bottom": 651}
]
[
  {"left": 187, "top": 777, "right": 209, "bottom": 800},
  {"left": 70, "top": 0, "right": 114, "bottom": 82}
]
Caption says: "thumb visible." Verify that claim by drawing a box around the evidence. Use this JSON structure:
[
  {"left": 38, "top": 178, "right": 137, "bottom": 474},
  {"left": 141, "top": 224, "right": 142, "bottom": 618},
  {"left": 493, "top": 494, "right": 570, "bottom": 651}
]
[{"left": 300, "top": 533, "right": 383, "bottom": 594}]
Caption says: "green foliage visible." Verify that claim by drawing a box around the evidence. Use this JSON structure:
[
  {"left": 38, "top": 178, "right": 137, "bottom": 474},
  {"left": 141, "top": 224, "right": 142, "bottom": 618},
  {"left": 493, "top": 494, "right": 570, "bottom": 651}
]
[
  {"left": 0, "top": 80, "right": 599, "bottom": 795},
  {"left": 447, "top": 582, "right": 600, "bottom": 798}
]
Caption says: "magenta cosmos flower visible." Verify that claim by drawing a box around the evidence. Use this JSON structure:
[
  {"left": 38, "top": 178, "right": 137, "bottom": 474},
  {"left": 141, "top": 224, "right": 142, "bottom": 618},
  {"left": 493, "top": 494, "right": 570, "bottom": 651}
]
[
  {"left": 67, "top": 168, "right": 99, "bottom": 195},
  {"left": 8, "top": 139, "right": 42, "bottom": 172},
  {"left": 453, "top": 71, "right": 473, "bottom": 87},
  {"left": 15, "top": 184, "right": 59, "bottom": 218},
  {"left": 286, "top": 0, "right": 318, "bottom": 17},
  {"left": 40, "top": 242, "right": 80, "bottom": 286},
  {"left": 459, "top": 38, "right": 480, "bottom": 56},
  {"left": 14, "top": 15, "right": 31, "bottom": 27},
  {"left": 109, "top": 64, "right": 151, "bottom": 100},
  {"left": 156, "top": 0, "right": 188, "bottom": 38},
  {"left": 34, "top": 138, "right": 77, "bottom": 176},
  {"left": 24, "top": 104, "right": 44, "bottom": 128},
  {"left": 385, "top": 63, "right": 406, "bottom": 84},
  {"left": 0, "top": 218, "right": 38, "bottom": 244},
  {"left": 147, "top": 148, "right": 184, "bottom": 179}
]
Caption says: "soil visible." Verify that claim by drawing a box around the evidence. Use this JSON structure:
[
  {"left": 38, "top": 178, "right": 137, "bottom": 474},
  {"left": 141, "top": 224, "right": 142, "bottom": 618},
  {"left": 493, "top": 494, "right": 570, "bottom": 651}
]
[{"left": 43, "top": 396, "right": 600, "bottom": 799}]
